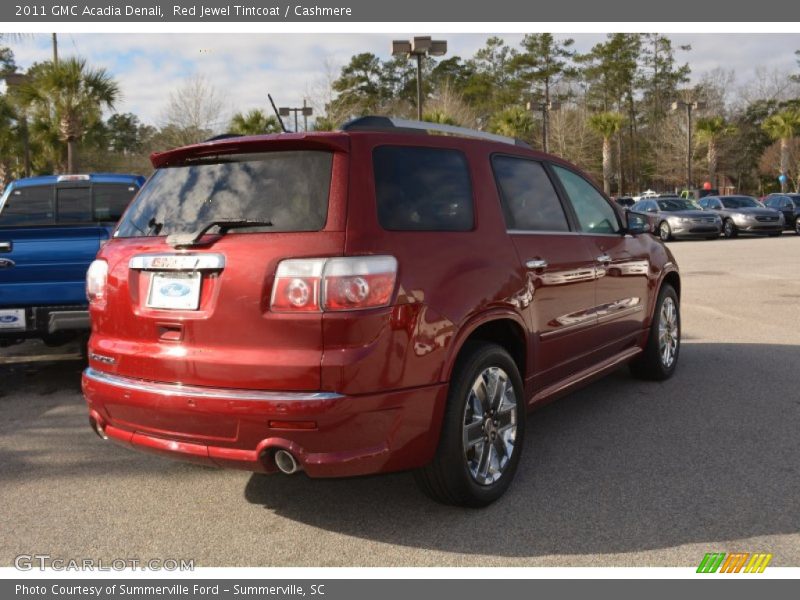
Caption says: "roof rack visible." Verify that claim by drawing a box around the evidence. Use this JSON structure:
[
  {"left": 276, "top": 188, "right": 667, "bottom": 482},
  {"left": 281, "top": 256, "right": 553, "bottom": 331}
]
[
  {"left": 203, "top": 133, "right": 244, "bottom": 142},
  {"left": 341, "top": 116, "right": 531, "bottom": 148}
]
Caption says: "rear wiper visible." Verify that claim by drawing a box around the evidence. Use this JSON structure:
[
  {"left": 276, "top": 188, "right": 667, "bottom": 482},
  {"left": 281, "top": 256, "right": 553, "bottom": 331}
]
[{"left": 166, "top": 219, "right": 273, "bottom": 247}]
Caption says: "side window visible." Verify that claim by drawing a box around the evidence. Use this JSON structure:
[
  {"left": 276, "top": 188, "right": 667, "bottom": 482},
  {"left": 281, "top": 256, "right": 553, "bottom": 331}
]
[
  {"left": 56, "top": 187, "right": 92, "bottom": 223},
  {"left": 93, "top": 183, "right": 138, "bottom": 222},
  {"left": 491, "top": 155, "right": 569, "bottom": 232},
  {"left": 699, "top": 198, "right": 708, "bottom": 208},
  {"left": 0, "top": 186, "right": 55, "bottom": 226},
  {"left": 373, "top": 146, "right": 473, "bottom": 231},
  {"left": 764, "top": 197, "right": 775, "bottom": 207},
  {"left": 552, "top": 165, "right": 620, "bottom": 234}
]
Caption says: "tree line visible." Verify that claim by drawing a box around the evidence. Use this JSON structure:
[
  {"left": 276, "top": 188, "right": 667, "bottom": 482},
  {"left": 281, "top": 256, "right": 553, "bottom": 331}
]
[{"left": 2, "top": 34, "right": 800, "bottom": 195}]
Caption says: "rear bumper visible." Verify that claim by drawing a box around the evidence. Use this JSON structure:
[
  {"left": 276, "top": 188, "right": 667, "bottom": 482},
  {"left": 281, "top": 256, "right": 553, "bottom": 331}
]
[
  {"left": 82, "top": 367, "right": 447, "bottom": 478},
  {"left": 0, "top": 305, "right": 89, "bottom": 340}
]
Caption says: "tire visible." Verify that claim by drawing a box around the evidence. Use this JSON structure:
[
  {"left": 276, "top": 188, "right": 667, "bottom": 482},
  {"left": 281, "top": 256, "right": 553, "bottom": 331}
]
[
  {"left": 705, "top": 234, "right": 719, "bottom": 240},
  {"left": 415, "top": 342, "right": 525, "bottom": 507},
  {"left": 658, "top": 221, "right": 672, "bottom": 242},
  {"left": 629, "top": 284, "right": 680, "bottom": 381},
  {"left": 768, "top": 231, "right": 782, "bottom": 237},
  {"left": 722, "top": 219, "right": 738, "bottom": 239}
]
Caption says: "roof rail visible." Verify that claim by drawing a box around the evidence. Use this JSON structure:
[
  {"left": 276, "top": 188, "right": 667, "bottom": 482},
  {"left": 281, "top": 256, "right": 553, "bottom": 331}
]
[
  {"left": 341, "top": 116, "right": 531, "bottom": 148},
  {"left": 203, "top": 133, "right": 244, "bottom": 142}
]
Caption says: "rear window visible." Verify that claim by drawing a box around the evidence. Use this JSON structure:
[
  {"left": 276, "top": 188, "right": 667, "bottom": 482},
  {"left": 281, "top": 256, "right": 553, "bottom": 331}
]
[
  {"left": 0, "top": 186, "right": 54, "bottom": 226},
  {"left": 93, "top": 183, "right": 138, "bottom": 222},
  {"left": 0, "top": 183, "right": 139, "bottom": 227},
  {"left": 372, "top": 146, "right": 473, "bottom": 231},
  {"left": 115, "top": 151, "right": 332, "bottom": 238},
  {"left": 491, "top": 156, "right": 569, "bottom": 232}
]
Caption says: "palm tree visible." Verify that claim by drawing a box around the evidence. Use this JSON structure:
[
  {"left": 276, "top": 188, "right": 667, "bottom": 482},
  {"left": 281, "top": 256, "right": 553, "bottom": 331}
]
[
  {"left": 19, "top": 57, "right": 119, "bottom": 173},
  {"left": 588, "top": 111, "right": 624, "bottom": 195},
  {"left": 229, "top": 109, "right": 282, "bottom": 135},
  {"left": 422, "top": 110, "right": 460, "bottom": 126},
  {"left": 695, "top": 116, "right": 736, "bottom": 187},
  {"left": 488, "top": 106, "right": 535, "bottom": 141},
  {"left": 0, "top": 95, "right": 18, "bottom": 186},
  {"left": 762, "top": 109, "right": 800, "bottom": 192}
]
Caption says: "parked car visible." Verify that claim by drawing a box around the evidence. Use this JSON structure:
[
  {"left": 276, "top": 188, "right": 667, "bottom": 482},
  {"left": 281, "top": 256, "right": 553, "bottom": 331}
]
[
  {"left": 698, "top": 195, "right": 784, "bottom": 238},
  {"left": 0, "top": 173, "right": 145, "bottom": 347},
  {"left": 763, "top": 193, "right": 800, "bottom": 232},
  {"left": 81, "top": 117, "right": 681, "bottom": 507},
  {"left": 614, "top": 196, "right": 635, "bottom": 209},
  {"left": 631, "top": 197, "right": 722, "bottom": 241}
]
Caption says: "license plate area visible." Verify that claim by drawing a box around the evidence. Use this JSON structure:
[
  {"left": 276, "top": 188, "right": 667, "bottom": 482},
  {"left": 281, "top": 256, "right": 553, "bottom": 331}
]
[
  {"left": 146, "top": 272, "right": 202, "bottom": 310},
  {"left": 0, "top": 308, "right": 25, "bottom": 330}
]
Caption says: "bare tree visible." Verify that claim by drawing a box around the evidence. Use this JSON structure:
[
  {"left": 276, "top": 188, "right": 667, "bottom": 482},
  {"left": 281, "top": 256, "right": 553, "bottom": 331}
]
[{"left": 160, "top": 75, "right": 225, "bottom": 147}]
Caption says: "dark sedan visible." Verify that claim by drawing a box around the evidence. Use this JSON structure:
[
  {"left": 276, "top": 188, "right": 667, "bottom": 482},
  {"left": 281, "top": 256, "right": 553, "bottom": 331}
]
[
  {"left": 763, "top": 193, "right": 800, "bottom": 233},
  {"left": 698, "top": 195, "right": 784, "bottom": 238},
  {"left": 631, "top": 197, "right": 722, "bottom": 241}
]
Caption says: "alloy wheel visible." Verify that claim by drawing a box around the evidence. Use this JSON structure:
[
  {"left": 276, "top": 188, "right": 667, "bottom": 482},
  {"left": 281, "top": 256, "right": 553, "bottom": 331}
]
[
  {"left": 462, "top": 367, "right": 518, "bottom": 486},
  {"left": 658, "top": 296, "right": 679, "bottom": 368}
]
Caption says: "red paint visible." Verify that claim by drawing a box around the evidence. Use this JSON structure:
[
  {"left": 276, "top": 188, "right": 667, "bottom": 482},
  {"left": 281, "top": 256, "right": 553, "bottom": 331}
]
[{"left": 83, "top": 129, "right": 678, "bottom": 477}]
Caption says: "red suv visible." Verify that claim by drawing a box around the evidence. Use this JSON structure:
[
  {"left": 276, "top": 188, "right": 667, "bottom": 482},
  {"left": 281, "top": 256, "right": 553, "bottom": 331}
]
[{"left": 82, "top": 117, "right": 681, "bottom": 507}]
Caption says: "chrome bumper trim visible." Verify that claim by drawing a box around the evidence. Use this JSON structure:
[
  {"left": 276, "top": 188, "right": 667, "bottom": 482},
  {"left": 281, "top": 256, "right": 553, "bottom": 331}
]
[{"left": 83, "top": 367, "right": 344, "bottom": 402}]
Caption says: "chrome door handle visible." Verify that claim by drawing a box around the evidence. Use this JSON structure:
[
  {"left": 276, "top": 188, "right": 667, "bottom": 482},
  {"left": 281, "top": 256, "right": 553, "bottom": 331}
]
[
  {"left": 596, "top": 254, "right": 612, "bottom": 264},
  {"left": 526, "top": 259, "right": 548, "bottom": 269},
  {"left": 0, "top": 242, "right": 11, "bottom": 252}
]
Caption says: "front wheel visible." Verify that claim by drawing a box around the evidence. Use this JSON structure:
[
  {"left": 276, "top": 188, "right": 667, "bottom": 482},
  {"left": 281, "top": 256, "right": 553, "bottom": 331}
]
[
  {"left": 723, "top": 219, "right": 738, "bottom": 239},
  {"left": 659, "top": 221, "right": 672, "bottom": 242},
  {"left": 630, "top": 284, "right": 680, "bottom": 381},
  {"left": 415, "top": 342, "right": 525, "bottom": 507}
]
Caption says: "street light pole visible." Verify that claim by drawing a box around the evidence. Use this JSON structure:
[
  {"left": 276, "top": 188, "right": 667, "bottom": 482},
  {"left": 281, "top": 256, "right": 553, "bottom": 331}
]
[
  {"left": 392, "top": 37, "right": 447, "bottom": 121},
  {"left": 527, "top": 98, "right": 561, "bottom": 153},
  {"left": 279, "top": 104, "right": 313, "bottom": 133},
  {"left": 672, "top": 98, "right": 706, "bottom": 192}
]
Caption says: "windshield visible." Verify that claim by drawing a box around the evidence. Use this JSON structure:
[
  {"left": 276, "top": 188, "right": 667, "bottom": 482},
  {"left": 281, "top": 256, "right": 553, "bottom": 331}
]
[
  {"left": 657, "top": 199, "right": 695, "bottom": 212},
  {"left": 115, "top": 151, "right": 333, "bottom": 238},
  {"left": 720, "top": 196, "right": 759, "bottom": 209}
]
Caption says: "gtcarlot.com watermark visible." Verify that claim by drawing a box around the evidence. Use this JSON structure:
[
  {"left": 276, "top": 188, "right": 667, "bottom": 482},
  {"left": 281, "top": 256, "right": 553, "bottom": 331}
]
[{"left": 14, "top": 554, "right": 194, "bottom": 571}]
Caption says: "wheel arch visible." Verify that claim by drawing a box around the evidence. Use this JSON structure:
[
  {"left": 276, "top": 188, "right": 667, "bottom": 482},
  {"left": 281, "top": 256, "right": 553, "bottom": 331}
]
[{"left": 441, "top": 311, "right": 527, "bottom": 384}]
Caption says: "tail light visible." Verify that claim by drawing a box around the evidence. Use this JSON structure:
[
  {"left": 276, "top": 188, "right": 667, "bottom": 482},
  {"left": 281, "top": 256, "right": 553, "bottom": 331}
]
[
  {"left": 86, "top": 259, "right": 108, "bottom": 304},
  {"left": 271, "top": 256, "right": 397, "bottom": 312}
]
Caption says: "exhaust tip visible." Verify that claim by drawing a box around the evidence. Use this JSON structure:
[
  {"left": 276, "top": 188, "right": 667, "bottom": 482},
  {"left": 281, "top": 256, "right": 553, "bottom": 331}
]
[
  {"left": 274, "top": 449, "right": 300, "bottom": 475},
  {"left": 90, "top": 417, "right": 108, "bottom": 440}
]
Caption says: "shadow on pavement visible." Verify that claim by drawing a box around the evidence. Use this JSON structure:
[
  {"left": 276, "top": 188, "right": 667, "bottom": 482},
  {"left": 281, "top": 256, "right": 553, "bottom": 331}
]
[{"left": 244, "top": 342, "right": 800, "bottom": 557}]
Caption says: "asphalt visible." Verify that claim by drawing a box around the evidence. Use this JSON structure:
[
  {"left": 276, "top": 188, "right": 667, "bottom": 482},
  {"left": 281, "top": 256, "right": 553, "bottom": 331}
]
[{"left": 1, "top": 234, "right": 799, "bottom": 567}]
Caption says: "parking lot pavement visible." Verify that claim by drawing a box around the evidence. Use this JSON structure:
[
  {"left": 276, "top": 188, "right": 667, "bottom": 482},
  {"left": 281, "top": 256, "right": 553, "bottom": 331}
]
[{"left": 1, "top": 235, "right": 799, "bottom": 568}]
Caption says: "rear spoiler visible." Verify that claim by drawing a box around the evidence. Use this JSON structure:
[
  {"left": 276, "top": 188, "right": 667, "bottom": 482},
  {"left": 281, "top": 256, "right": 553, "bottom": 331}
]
[{"left": 150, "top": 133, "right": 350, "bottom": 168}]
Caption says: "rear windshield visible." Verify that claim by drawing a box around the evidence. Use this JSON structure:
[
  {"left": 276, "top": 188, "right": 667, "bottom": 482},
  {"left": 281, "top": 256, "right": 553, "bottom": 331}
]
[
  {"left": 115, "top": 151, "right": 333, "bottom": 238},
  {"left": 0, "top": 183, "right": 138, "bottom": 227}
]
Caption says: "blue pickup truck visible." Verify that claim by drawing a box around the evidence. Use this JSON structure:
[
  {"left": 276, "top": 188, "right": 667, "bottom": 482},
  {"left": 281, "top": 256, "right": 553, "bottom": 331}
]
[{"left": 0, "top": 173, "right": 145, "bottom": 347}]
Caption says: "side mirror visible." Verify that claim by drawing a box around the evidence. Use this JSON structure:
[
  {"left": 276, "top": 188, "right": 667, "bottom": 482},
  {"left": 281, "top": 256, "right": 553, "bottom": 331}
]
[{"left": 625, "top": 211, "right": 651, "bottom": 235}]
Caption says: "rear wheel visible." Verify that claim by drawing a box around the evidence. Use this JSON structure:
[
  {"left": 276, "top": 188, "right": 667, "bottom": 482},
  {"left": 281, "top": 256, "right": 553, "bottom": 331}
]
[
  {"left": 658, "top": 221, "right": 672, "bottom": 242},
  {"left": 630, "top": 284, "right": 680, "bottom": 381},
  {"left": 723, "top": 219, "right": 737, "bottom": 239},
  {"left": 415, "top": 342, "right": 525, "bottom": 507}
]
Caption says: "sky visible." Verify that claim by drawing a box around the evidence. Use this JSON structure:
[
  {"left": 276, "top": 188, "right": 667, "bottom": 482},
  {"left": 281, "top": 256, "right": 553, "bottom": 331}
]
[{"left": 3, "top": 33, "right": 800, "bottom": 128}]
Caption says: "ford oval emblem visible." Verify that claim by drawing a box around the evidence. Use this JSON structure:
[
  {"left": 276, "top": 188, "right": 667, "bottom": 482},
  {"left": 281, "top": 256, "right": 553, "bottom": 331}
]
[
  {"left": 0, "top": 315, "right": 19, "bottom": 323},
  {"left": 160, "top": 282, "right": 191, "bottom": 297}
]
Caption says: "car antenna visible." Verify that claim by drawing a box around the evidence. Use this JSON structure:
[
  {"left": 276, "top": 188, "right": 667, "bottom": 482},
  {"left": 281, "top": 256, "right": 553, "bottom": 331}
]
[{"left": 268, "top": 93, "right": 289, "bottom": 133}]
